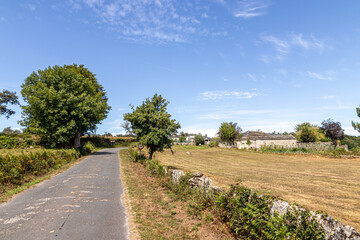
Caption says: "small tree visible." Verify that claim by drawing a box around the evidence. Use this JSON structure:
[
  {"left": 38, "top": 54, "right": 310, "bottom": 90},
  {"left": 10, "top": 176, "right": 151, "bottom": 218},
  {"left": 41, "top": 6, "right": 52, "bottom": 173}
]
[
  {"left": 294, "top": 122, "right": 317, "bottom": 142},
  {"left": 194, "top": 133, "right": 205, "bottom": 146},
  {"left": 179, "top": 131, "right": 187, "bottom": 143},
  {"left": 352, "top": 106, "right": 360, "bottom": 133},
  {"left": 217, "top": 122, "right": 242, "bottom": 145},
  {"left": 321, "top": 119, "right": 344, "bottom": 146},
  {"left": 20, "top": 64, "right": 110, "bottom": 148},
  {"left": 123, "top": 94, "right": 180, "bottom": 159},
  {"left": 0, "top": 89, "right": 19, "bottom": 118}
]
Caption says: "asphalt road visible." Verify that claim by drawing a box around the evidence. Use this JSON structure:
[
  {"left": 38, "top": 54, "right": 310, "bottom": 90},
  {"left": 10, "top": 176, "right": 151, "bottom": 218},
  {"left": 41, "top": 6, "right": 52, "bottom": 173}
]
[{"left": 0, "top": 148, "right": 129, "bottom": 240}]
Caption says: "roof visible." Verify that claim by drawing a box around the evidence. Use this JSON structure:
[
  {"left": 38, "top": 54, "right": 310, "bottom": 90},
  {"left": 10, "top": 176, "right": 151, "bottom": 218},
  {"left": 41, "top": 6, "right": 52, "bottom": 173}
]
[{"left": 242, "top": 131, "right": 296, "bottom": 141}]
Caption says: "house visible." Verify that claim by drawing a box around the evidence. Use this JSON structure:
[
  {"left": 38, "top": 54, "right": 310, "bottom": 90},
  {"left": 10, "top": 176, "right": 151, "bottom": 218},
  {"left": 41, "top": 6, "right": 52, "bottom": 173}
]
[{"left": 237, "top": 131, "right": 297, "bottom": 149}]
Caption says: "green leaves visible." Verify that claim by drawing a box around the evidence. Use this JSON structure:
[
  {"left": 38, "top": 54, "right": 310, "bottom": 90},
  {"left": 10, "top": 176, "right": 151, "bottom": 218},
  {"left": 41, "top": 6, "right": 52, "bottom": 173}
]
[
  {"left": 218, "top": 122, "right": 242, "bottom": 145},
  {"left": 20, "top": 64, "right": 111, "bottom": 147},
  {"left": 0, "top": 89, "right": 19, "bottom": 118},
  {"left": 352, "top": 106, "right": 360, "bottom": 133},
  {"left": 123, "top": 93, "right": 180, "bottom": 158}
]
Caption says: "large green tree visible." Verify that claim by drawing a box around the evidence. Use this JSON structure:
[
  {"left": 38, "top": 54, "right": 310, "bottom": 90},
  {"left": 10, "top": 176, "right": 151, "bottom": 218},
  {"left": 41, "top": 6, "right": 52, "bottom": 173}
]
[
  {"left": 123, "top": 94, "right": 180, "bottom": 159},
  {"left": 20, "top": 64, "right": 110, "bottom": 148},
  {"left": 0, "top": 89, "right": 19, "bottom": 118},
  {"left": 294, "top": 122, "right": 328, "bottom": 143},
  {"left": 217, "top": 122, "right": 242, "bottom": 145},
  {"left": 352, "top": 106, "right": 360, "bottom": 133}
]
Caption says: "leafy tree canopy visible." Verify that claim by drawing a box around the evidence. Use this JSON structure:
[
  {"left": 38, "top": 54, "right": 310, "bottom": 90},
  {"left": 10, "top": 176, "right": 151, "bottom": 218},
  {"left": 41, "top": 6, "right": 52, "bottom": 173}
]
[
  {"left": 352, "top": 106, "right": 360, "bottom": 133},
  {"left": 20, "top": 64, "right": 110, "bottom": 148},
  {"left": 321, "top": 119, "right": 344, "bottom": 145},
  {"left": 194, "top": 133, "right": 205, "bottom": 146},
  {"left": 294, "top": 122, "right": 328, "bottom": 143},
  {"left": 217, "top": 122, "right": 242, "bottom": 145},
  {"left": 123, "top": 93, "right": 180, "bottom": 159},
  {"left": 0, "top": 89, "right": 19, "bottom": 118}
]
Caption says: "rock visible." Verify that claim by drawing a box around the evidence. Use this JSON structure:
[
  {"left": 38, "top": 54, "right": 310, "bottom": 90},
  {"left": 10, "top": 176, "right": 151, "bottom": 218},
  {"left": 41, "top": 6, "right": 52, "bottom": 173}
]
[
  {"left": 192, "top": 172, "right": 203, "bottom": 177},
  {"left": 171, "top": 170, "right": 185, "bottom": 184},
  {"left": 189, "top": 175, "right": 212, "bottom": 189},
  {"left": 315, "top": 214, "right": 360, "bottom": 240},
  {"left": 270, "top": 200, "right": 290, "bottom": 217},
  {"left": 186, "top": 151, "right": 190, "bottom": 155},
  {"left": 211, "top": 186, "right": 225, "bottom": 194}
]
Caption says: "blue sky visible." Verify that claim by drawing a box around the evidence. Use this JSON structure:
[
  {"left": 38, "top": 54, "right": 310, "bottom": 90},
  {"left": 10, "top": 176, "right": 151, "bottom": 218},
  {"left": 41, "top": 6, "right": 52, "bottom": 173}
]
[{"left": 1, "top": 0, "right": 360, "bottom": 137}]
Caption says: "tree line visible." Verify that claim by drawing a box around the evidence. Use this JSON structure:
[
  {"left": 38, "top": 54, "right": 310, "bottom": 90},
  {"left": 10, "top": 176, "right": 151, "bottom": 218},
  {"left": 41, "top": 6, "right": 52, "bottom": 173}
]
[{"left": 1, "top": 63, "right": 360, "bottom": 157}]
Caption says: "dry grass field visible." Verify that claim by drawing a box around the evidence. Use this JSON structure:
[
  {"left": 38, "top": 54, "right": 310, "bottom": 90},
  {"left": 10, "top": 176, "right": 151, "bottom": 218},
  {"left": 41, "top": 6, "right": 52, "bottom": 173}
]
[{"left": 155, "top": 146, "right": 360, "bottom": 231}]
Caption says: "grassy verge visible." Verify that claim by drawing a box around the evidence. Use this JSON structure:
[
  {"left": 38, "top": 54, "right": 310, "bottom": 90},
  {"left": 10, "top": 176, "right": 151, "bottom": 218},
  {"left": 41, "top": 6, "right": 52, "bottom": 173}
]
[
  {"left": 0, "top": 149, "right": 97, "bottom": 203},
  {"left": 119, "top": 149, "right": 232, "bottom": 240},
  {"left": 155, "top": 146, "right": 360, "bottom": 231}
]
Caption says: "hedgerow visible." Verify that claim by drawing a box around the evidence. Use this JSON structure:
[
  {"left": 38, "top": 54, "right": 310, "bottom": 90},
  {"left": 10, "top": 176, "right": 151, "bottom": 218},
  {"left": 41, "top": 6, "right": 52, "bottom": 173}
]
[{"left": 0, "top": 147, "right": 92, "bottom": 185}]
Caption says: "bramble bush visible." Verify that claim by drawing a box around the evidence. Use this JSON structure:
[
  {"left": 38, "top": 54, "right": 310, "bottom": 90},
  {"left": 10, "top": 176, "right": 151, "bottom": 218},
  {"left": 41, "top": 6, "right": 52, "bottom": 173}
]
[{"left": 0, "top": 148, "right": 91, "bottom": 185}]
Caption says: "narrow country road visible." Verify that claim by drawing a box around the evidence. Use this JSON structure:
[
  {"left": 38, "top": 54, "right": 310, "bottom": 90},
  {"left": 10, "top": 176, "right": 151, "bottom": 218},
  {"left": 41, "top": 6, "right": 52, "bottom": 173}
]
[{"left": 0, "top": 148, "right": 129, "bottom": 240}]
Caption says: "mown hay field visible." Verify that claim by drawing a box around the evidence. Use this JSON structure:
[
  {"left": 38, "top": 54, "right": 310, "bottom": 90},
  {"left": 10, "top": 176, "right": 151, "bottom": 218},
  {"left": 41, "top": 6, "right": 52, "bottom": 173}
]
[{"left": 155, "top": 146, "right": 360, "bottom": 231}]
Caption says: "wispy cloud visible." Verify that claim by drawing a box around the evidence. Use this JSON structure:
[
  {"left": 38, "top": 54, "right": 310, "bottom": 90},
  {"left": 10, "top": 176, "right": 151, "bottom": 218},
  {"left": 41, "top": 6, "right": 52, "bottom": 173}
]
[
  {"left": 261, "top": 35, "right": 290, "bottom": 56},
  {"left": 261, "top": 33, "right": 326, "bottom": 61},
  {"left": 247, "top": 73, "right": 257, "bottom": 82},
  {"left": 307, "top": 71, "right": 333, "bottom": 81},
  {"left": 199, "top": 90, "right": 259, "bottom": 100},
  {"left": 323, "top": 95, "right": 336, "bottom": 99},
  {"left": 68, "top": 0, "right": 202, "bottom": 42},
  {"left": 233, "top": 1, "right": 270, "bottom": 18}
]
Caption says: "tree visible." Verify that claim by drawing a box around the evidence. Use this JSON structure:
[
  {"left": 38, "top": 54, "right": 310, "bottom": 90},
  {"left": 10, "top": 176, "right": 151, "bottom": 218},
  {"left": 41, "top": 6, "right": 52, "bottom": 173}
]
[
  {"left": 2, "top": 127, "right": 21, "bottom": 135},
  {"left": 321, "top": 119, "right": 344, "bottom": 146},
  {"left": 294, "top": 122, "right": 328, "bottom": 142},
  {"left": 217, "top": 122, "right": 242, "bottom": 145},
  {"left": 352, "top": 106, "right": 360, "bottom": 133},
  {"left": 194, "top": 133, "right": 205, "bottom": 146},
  {"left": 123, "top": 94, "right": 180, "bottom": 159},
  {"left": 121, "top": 121, "right": 133, "bottom": 136},
  {"left": 0, "top": 89, "right": 19, "bottom": 118},
  {"left": 20, "top": 64, "right": 110, "bottom": 148},
  {"left": 179, "top": 131, "right": 187, "bottom": 143}
]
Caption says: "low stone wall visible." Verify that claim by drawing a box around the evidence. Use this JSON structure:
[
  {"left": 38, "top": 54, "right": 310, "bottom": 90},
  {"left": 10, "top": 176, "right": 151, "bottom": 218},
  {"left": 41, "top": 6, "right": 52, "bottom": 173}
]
[
  {"left": 297, "top": 142, "right": 335, "bottom": 151},
  {"left": 169, "top": 169, "right": 360, "bottom": 240}
]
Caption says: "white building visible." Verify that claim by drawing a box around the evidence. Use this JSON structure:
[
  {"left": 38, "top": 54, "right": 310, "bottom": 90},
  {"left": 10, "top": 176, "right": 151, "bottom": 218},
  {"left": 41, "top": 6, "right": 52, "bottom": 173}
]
[{"left": 237, "top": 131, "right": 297, "bottom": 149}]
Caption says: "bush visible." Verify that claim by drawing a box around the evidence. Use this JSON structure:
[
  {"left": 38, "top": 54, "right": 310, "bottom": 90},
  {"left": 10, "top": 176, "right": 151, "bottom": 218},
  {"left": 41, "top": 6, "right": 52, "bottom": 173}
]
[
  {"left": 0, "top": 148, "right": 86, "bottom": 185},
  {"left": 194, "top": 134, "right": 205, "bottom": 146},
  {"left": 208, "top": 141, "right": 218, "bottom": 148},
  {"left": 0, "top": 136, "right": 19, "bottom": 149}
]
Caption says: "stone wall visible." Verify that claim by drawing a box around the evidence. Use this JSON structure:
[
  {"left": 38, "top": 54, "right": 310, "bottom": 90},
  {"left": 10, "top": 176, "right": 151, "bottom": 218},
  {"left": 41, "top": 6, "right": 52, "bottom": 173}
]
[
  {"left": 296, "top": 142, "right": 335, "bottom": 151},
  {"left": 169, "top": 169, "right": 360, "bottom": 240},
  {"left": 236, "top": 139, "right": 298, "bottom": 149}
]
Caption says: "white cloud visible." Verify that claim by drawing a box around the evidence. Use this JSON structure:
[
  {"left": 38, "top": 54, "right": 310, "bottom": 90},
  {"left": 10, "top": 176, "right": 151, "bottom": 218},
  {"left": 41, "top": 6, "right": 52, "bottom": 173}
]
[
  {"left": 307, "top": 71, "right": 333, "bottom": 81},
  {"left": 233, "top": 1, "right": 269, "bottom": 18},
  {"left": 69, "top": 0, "right": 202, "bottom": 42},
  {"left": 261, "top": 35, "right": 290, "bottom": 55},
  {"left": 199, "top": 90, "right": 259, "bottom": 100},
  {"left": 323, "top": 95, "right": 336, "bottom": 99},
  {"left": 247, "top": 73, "right": 257, "bottom": 82},
  {"left": 261, "top": 33, "right": 327, "bottom": 61}
]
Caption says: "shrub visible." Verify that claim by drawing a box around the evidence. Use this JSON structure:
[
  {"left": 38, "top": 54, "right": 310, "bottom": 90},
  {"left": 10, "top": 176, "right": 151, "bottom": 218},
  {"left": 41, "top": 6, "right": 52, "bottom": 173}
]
[
  {"left": 0, "top": 136, "right": 19, "bottom": 149},
  {"left": 208, "top": 141, "right": 218, "bottom": 148},
  {"left": 0, "top": 148, "right": 87, "bottom": 185}
]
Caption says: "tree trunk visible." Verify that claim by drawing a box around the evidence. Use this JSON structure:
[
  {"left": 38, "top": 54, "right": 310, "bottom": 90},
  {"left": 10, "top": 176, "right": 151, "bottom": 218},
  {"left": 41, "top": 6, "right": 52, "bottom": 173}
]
[
  {"left": 74, "top": 131, "right": 81, "bottom": 148},
  {"left": 148, "top": 151, "right": 153, "bottom": 160}
]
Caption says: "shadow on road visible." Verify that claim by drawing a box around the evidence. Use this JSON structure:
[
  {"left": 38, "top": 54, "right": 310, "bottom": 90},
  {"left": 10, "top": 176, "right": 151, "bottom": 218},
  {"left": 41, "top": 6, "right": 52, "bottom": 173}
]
[{"left": 93, "top": 151, "right": 114, "bottom": 156}]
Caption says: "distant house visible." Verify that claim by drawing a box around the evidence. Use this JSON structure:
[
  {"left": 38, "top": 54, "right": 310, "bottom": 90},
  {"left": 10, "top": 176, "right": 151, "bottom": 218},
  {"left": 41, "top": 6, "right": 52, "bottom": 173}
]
[{"left": 237, "top": 131, "right": 297, "bottom": 149}]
